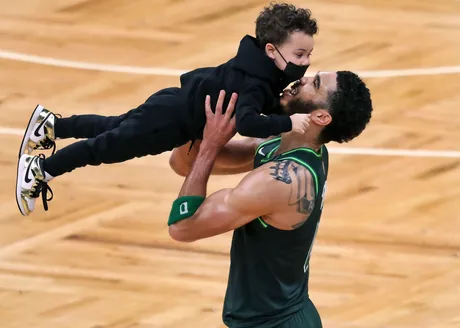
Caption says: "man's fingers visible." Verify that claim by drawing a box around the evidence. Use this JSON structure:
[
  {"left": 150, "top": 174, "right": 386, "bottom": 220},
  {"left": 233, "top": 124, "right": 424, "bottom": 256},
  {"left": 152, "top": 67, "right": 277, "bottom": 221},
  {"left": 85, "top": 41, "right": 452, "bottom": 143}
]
[
  {"left": 204, "top": 95, "right": 212, "bottom": 118},
  {"left": 216, "top": 90, "right": 226, "bottom": 116},
  {"left": 225, "top": 92, "right": 238, "bottom": 119},
  {"left": 229, "top": 116, "right": 237, "bottom": 134}
]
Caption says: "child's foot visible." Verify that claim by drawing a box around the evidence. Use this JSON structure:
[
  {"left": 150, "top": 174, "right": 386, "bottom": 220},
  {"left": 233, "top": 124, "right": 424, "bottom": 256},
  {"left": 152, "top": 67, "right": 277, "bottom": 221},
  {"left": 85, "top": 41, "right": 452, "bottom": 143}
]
[
  {"left": 16, "top": 154, "right": 53, "bottom": 216},
  {"left": 19, "top": 104, "right": 59, "bottom": 158}
]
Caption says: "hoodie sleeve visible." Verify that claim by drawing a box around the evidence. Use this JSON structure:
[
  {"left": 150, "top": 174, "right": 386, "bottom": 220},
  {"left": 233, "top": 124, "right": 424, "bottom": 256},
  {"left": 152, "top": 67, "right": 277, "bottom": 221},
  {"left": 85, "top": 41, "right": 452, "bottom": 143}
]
[{"left": 235, "top": 86, "right": 292, "bottom": 138}]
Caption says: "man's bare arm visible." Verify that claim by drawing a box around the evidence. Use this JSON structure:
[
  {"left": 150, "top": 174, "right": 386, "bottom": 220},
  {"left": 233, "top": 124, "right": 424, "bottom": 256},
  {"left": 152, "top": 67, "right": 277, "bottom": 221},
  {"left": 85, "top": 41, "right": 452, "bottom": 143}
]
[
  {"left": 169, "top": 159, "right": 317, "bottom": 241},
  {"left": 169, "top": 137, "right": 267, "bottom": 176},
  {"left": 168, "top": 166, "right": 284, "bottom": 242}
]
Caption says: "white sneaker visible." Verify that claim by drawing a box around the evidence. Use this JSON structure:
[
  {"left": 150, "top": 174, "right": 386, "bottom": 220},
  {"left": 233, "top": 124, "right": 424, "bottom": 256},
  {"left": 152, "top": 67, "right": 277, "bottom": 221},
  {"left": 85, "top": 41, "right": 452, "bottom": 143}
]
[
  {"left": 16, "top": 154, "right": 53, "bottom": 216},
  {"left": 19, "top": 105, "right": 58, "bottom": 158}
]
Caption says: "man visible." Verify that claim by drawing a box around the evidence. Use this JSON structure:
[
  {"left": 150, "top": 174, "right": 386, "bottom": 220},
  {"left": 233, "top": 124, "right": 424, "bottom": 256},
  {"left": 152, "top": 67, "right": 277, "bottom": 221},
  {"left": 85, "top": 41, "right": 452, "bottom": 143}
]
[{"left": 168, "top": 70, "right": 373, "bottom": 328}]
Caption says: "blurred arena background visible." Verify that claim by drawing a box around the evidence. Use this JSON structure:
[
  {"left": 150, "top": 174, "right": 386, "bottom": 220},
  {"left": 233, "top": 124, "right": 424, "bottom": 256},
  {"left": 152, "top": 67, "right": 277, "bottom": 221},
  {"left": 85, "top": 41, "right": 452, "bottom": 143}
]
[{"left": 0, "top": 0, "right": 459, "bottom": 327}]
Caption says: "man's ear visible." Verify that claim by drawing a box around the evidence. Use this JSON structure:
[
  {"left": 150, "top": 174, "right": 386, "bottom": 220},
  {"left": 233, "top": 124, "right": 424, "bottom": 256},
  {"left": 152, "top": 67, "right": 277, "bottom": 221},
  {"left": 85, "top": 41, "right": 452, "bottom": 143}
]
[
  {"left": 265, "top": 43, "right": 277, "bottom": 60},
  {"left": 311, "top": 109, "right": 332, "bottom": 126}
]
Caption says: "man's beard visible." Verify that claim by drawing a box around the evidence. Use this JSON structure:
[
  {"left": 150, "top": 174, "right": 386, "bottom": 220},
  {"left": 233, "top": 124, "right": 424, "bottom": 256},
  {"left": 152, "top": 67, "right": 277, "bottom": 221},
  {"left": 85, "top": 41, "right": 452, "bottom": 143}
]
[{"left": 283, "top": 98, "right": 324, "bottom": 115}]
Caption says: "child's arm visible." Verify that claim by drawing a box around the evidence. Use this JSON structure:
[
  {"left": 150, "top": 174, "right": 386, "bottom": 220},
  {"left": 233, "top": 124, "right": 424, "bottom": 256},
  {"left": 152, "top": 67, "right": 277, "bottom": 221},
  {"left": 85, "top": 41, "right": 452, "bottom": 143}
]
[{"left": 235, "top": 86, "right": 292, "bottom": 138}]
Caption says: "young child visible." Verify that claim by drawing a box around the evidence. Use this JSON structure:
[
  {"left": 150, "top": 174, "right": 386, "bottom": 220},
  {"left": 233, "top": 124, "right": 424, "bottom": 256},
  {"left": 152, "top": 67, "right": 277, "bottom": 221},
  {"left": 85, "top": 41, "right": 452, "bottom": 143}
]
[{"left": 16, "top": 3, "right": 317, "bottom": 216}]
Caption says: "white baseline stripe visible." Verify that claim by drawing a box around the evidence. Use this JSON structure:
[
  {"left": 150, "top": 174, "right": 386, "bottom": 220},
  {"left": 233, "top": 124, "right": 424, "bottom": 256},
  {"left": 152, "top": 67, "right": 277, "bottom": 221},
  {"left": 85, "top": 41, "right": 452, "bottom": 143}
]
[
  {"left": 1, "top": 127, "right": 459, "bottom": 158},
  {"left": 1, "top": 50, "right": 460, "bottom": 78},
  {"left": 0, "top": 127, "right": 23, "bottom": 136},
  {"left": 329, "top": 147, "right": 460, "bottom": 158},
  {"left": 357, "top": 66, "right": 460, "bottom": 78},
  {"left": 0, "top": 50, "right": 187, "bottom": 76}
]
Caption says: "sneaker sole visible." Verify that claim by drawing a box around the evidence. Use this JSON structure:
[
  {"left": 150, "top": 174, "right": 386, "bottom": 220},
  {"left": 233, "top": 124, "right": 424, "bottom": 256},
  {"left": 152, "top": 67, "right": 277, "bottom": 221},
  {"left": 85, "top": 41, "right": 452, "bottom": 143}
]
[
  {"left": 18, "top": 104, "right": 44, "bottom": 158},
  {"left": 15, "top": 155, "right": 29, "bottom": 216}
]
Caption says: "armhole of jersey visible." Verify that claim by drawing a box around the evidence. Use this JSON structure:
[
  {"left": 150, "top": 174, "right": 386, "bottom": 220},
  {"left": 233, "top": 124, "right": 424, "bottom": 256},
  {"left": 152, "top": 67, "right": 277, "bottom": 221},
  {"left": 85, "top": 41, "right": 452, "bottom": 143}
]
[
  {"left": 257, "top": 216, "right": 268, "bottom": 228},
  {"left": 322, "top": 146, "right": 329, "bottom": 179},
  {"left": 256, "top": 156, "right": 318, "bottom": 229},
  {"left": 307, "top": 166, "right": 319, "bottom": 198},
  {"left": 302, "top": 164, "right": 318, "bottom": 199}
]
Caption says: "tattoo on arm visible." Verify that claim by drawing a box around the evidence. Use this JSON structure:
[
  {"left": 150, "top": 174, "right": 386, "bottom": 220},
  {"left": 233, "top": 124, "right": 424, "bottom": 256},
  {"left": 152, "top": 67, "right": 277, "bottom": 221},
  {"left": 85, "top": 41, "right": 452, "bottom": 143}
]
[
  {"left": 269, "top": 161, "right": 315, "bottom": 228},
  {"left": 269, "top": 160, "right": 292, "bottom": 183}
]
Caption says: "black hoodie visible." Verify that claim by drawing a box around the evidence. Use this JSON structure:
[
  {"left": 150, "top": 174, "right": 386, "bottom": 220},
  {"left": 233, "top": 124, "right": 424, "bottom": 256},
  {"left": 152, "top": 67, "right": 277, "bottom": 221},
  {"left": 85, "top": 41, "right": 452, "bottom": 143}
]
[{"left": 178, "top": 35, "right": 293, "bottom": 139}]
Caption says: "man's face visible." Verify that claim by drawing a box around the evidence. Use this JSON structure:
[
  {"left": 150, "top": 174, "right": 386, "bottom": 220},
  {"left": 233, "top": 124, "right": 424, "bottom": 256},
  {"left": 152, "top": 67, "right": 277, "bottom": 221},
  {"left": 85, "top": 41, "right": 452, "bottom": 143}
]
[{"left": 280, "top": 71, "right": 338, "bottom": 112}]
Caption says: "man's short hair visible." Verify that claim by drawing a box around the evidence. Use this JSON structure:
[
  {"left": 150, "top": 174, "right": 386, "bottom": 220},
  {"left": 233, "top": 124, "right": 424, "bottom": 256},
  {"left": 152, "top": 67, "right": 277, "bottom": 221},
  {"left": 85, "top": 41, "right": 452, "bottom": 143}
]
[{"left": 320, "top": 71, "right": 373, "bottom": 144}]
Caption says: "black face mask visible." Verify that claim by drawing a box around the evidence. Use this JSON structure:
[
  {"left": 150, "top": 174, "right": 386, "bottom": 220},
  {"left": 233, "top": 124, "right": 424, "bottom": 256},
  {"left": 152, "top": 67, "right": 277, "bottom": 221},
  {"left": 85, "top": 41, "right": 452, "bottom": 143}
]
[
  {"left": 275, "top": 46, "right": 309, "bottom": 83},
  {"left": 283, "top": 62, "right": 309, "bottom": 83}
]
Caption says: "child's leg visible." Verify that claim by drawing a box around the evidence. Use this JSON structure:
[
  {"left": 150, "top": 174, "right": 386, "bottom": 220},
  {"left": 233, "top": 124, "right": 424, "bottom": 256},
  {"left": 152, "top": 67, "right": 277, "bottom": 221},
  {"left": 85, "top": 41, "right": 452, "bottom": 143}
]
[
  {"left": 55, "top": 112, "right": 131, "bottom": 139},
  {"left": 43, "top": 87, "right": 191, "bottom": 177},
  {"left": 16, "top": 87, "right": 192, "bottom": 216},
  {"left": 54, "top": 90, "right": 180, "bottom": 140},
  {"left": 19, "top": 105, "right": 136, "bottom": 157}
]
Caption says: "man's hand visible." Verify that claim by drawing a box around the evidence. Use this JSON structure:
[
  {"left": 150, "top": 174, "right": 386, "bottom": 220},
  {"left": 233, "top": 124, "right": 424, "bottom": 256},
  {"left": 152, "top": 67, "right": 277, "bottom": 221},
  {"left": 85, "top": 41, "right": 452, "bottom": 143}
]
[
  {"left": 202, "top": 90, "right": 238, "bottom": 150},
  {"left": 169, "top": 89, "right": 262, "bottom": 177},
  {"left": 176, "top": 90, "right": 238, "bottom": 198},
  {"left": 168, "top": 90, "right": 245, "bottom": 237}
]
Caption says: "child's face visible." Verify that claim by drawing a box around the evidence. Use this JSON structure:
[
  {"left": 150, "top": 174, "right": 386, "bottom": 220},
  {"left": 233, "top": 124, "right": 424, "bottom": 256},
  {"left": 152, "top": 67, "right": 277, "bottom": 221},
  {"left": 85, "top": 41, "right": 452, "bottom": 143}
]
[{"left": 265, "top": 31, "right": 314, "bottom": 71}]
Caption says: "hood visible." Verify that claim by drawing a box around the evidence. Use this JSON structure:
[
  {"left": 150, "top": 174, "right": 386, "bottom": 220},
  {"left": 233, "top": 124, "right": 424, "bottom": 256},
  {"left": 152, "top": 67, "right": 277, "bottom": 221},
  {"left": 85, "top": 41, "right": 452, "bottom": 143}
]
[{"left": 232, "top": 35, "right": 287, "bottom": 90}]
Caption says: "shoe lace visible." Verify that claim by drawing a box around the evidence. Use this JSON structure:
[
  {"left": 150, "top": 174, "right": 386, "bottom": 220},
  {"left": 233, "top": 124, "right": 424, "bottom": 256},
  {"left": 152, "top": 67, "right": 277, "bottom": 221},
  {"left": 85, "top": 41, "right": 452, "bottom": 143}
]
[
  {"left": 38, "top": 138, "right": 56, "bottom": 156},
  {"left": 35, "top": 113, "right": 61, "bottom": 156},
  {"left": 29, "top": 154, "right": 54, "bottom": 211}
]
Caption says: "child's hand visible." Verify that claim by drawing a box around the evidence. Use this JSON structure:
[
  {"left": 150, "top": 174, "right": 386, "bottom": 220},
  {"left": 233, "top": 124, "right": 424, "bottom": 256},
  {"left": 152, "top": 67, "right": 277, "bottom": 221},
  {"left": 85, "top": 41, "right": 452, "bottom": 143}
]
[{"left": 290, "top": 113, "right": 311, "bottom": 134}]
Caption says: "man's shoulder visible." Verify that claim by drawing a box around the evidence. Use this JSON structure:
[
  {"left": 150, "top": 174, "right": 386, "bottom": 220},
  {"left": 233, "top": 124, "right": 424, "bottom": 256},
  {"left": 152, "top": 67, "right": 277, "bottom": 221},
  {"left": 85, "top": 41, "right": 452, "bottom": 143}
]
[
  {"left": 254, "top": 136, "right": 281, "bottom": 149},
  {"left": 235, "top": 164, "right": 283, "bottom": 199}
]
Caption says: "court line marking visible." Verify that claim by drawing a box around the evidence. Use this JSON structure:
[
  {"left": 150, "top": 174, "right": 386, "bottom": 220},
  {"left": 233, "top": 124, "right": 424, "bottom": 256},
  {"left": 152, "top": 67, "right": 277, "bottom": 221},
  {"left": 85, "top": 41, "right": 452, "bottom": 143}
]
[
  {"left": 1, "top": 127, "right": 459, "bottom": 158},
  {"left": 1, "top": 51, "right": 459, "bottom": 159},
  {"left": 1, "top": 49, "right": 460, "bottom": 78}
]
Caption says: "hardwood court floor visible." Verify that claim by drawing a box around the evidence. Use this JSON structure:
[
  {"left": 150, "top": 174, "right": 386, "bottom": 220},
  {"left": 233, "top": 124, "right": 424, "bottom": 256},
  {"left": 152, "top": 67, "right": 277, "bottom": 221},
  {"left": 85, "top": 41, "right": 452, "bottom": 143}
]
[{"left": 0, "top": 0, "right": 459, "bottom": 327}]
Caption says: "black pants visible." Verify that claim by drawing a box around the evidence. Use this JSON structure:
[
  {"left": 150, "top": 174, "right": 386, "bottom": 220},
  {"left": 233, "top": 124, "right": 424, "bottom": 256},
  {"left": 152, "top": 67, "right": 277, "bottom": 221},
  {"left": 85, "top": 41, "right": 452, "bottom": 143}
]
[{"left": 43, "top": 88, "right": 192, "bottom": 177}]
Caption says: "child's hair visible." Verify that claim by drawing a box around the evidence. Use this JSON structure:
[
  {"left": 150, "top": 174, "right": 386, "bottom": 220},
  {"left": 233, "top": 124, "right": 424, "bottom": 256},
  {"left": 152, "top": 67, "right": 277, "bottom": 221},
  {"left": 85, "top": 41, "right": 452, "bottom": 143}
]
[{"left": 255, "top": 2, "right": 318, "bottom": 47}]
